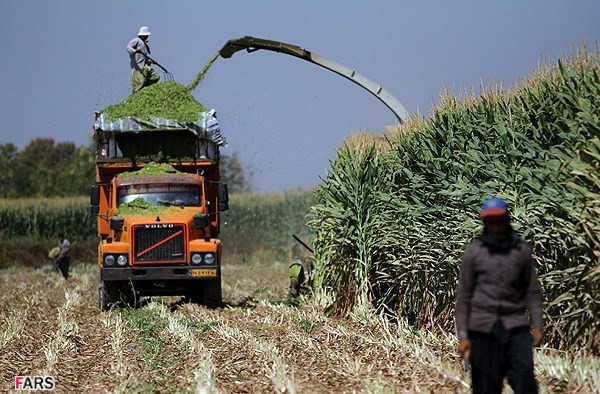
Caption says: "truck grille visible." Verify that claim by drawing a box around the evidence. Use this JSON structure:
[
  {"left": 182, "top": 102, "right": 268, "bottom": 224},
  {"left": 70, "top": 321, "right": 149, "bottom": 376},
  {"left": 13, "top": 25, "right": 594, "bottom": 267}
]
[{"left": 133, "top": 225, "right": 186, "bottom": 264}]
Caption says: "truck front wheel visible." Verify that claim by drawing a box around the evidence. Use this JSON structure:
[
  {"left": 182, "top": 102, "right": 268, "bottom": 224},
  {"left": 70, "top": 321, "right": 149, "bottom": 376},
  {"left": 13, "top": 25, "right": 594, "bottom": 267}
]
[
  {"left": 119, "top": 282, "right": 139, "bottom": 309},
  {"left": 188, "top": 279, "right": 222, "bottom": 308},
  {"left": 204, "top": 279, "right": 223, "bottom": 308},
  {"left": 98, "top": 280, "right": 119, "bottom": 311}
]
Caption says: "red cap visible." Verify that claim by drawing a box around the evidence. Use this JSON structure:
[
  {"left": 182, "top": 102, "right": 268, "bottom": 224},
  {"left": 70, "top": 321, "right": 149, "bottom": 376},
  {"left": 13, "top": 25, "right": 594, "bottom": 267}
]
[{"left": 479, "top": 197, "right": 509, "bottom": 219}]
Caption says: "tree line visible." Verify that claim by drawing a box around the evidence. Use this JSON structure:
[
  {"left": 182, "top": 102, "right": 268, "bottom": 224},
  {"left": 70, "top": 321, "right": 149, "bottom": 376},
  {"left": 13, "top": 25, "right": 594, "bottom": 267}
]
[{"left": 0, "top": 139, "right": 252, "bottom": 198}]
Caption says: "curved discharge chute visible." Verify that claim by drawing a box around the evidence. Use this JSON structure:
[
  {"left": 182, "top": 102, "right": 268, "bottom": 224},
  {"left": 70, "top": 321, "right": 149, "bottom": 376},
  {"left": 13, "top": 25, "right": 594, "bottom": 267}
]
[{"left": 219, "top": 36, "right": 410, "bottom": 124}]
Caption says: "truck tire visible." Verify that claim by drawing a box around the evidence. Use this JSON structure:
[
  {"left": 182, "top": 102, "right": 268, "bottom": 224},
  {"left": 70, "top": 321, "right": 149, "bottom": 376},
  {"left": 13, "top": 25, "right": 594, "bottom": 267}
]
[
  {"left": 188, "top": 279, "right": 222, "bottom": 308},
  {"left": 98, "top": 280, "right": 119, "bottom": 311},
  {"left": 204, "top": 279, "right": 223, "bottom": 308},
  {"left": 120, "top": 282, "right": 139, "bottom": 309}
]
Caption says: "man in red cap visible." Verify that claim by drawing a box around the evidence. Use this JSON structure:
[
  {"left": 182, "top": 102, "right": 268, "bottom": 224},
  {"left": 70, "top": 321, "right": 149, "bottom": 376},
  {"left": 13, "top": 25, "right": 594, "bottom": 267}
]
[{"left": 455, "top": 197, "right": 543, "bottom": 393}]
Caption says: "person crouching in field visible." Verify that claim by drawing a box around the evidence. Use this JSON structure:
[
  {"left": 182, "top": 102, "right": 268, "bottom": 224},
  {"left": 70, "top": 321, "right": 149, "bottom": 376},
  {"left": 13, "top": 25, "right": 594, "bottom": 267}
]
[
  {"left": 288, "top": 238, "right": 314, "bottom": 300},
  {"left": 455, "top": 197, "right": 543, "bottom": 394}
]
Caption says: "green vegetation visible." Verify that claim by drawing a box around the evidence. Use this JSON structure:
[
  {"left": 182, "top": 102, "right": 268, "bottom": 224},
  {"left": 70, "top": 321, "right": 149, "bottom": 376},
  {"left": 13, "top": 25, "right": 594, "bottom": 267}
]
[
  {"left": 187, "top": 51, "right": 221, "bottom": 92},
  {"left": 220, "top": 189, "right": 315, "bottom": 260},
  {"left": 101, "top": 81, "right": 207, "bottom": 123},
  {"left": 310, "top": 46, "right": 599, "bottom": 351},
  {"left": 114, "top": 197, "right": 181, "bottom": 217},
  {"left": 116, "top": 162, "right": 180, "bottom": 178},
  {"left": 0, "top": 197, "right": 95, "bottom": 239},
  {"left": 0, "top": 139, "right": 94, "bottom": 198},
  {"left": 0, "top": 189, "right": 313, "bottom": 263},
  {"left": 121, "top": 306, "right": 182, "bottom": 392}
]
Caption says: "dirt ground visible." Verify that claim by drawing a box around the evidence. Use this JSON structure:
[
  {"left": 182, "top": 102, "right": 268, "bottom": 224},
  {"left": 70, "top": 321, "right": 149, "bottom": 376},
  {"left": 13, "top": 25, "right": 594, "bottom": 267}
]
[{"left": 0, "top": 261, "right": 595, "bottom": 393}]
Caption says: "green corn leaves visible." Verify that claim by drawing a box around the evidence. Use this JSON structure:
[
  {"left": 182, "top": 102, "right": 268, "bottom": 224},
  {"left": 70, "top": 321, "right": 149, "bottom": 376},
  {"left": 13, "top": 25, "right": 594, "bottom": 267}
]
[
  {"left": 310, "top": 46, "right": 599, "bottom": 351},
  {"left": 0, "top": 198, "right": 95, "bottom": 239}
]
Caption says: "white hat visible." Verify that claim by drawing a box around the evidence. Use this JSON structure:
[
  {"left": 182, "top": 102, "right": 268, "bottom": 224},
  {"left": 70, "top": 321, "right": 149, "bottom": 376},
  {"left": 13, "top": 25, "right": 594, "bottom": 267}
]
[{"left": 138, "top": 26, "right": 151, "bottom": 36}]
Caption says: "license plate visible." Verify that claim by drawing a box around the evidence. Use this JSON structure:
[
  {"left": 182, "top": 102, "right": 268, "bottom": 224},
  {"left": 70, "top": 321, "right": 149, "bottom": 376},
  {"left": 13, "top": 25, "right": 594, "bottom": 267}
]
[{"left": 190, "top": 269, "right": 217, "bottom": 278}]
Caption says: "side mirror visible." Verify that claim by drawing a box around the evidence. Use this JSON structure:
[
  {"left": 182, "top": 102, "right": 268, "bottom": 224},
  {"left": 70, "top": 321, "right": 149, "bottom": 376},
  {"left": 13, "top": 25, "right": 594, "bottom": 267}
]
[
  {"left": 90, "top": 186, "right": 100, "bottom": 215},
  {"left": 110, "top": 217, "right": 125, "bottom": 232},
  {"left": 218, "top": 183, "right": 229, "bottom": 212},
  {"left": 193, "top": 213, "right": 209, "bottom": 229}
]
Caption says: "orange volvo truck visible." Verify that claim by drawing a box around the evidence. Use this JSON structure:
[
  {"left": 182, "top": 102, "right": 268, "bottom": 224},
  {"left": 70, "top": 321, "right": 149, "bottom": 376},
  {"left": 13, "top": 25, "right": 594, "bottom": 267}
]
[{"left": 90, "top": 112, "right": 229, "bottom": 310}]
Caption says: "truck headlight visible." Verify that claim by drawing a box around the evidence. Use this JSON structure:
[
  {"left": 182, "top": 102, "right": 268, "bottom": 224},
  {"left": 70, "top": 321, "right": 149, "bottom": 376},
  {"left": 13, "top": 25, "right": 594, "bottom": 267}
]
[
  {"left": 203, "top": 253, "right": 215, "bottom": 265},
  {"left": 117, "top": 254, "right": 128, "bottom": 266},
  {"left": 104, "top": 254, "right": 115, "bottom": 267},
  {"left": 191, "top": 253, "right": 202, "bottom": 265}
]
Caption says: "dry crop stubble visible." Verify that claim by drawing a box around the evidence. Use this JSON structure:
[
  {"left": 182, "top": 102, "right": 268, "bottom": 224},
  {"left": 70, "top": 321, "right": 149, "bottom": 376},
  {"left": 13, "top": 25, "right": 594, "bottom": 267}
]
[
  {"left": 165, "top": 311, "right": 220, "bottom": 394},
  {"left": 0, "top": 267, "right": 64, "bottom": 389},
  {"left": 100, "top": 311, "right": 138, "bottom": 391},
  {"left": 1, "top": 262, "right": 599, "bottom": 392},
  {"left": 0, "top": 264, "right": 138, "bottom": 393}
]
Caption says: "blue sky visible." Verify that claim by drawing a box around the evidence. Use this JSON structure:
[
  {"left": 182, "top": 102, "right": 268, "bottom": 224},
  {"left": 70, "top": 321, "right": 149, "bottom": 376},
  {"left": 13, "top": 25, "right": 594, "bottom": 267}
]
[{"left": 1, "top": 1, "right": 598, "bottom": 191}]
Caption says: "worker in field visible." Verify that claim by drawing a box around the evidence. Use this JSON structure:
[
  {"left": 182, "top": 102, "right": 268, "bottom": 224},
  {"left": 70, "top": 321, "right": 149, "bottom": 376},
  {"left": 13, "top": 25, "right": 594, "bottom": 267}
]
[
  {"left": 288, "top": 236, "right": 314, "bottom": 299},
  {"left": 455, "top": 197, "right": 543, "bottom": 394},
  {"left": 126, "top": 26, "right": 160, "bottom": 93},
  {"left": 288, "top": 259, "right": 311, "bottom": 298},
  {"left": 56, "top": 233, "right": 71, "bottom": 279}
]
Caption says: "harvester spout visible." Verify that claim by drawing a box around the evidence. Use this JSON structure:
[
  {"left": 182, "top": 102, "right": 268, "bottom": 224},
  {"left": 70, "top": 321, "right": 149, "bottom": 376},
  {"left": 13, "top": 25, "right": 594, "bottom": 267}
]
[{"left": 219, "top": 36, "right": 410, "bottom": 123}]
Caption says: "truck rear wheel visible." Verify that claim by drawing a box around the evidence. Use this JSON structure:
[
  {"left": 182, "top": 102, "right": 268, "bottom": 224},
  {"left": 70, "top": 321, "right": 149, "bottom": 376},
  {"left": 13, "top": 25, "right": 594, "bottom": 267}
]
[{"left": 99, "top": 280, "right": 139, "bottom": 310}]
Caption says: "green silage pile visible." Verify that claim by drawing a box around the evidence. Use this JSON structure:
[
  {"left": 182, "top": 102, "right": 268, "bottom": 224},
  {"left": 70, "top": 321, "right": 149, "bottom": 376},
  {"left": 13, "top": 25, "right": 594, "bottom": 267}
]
[
  {"left": 101, "top": 50, "right": 224, "bottom": 124},
  {"left": 115, "top": 163, "right": 185, "bottom": 216},
  {"left": 115, "top": 197, "right": 179, "bottom": 217},
  {"left": 102, "top": 81, "right": 206, "bottom": 123},
  {"left": 116, "top": 162, "right": 180, "bottom": 178}
]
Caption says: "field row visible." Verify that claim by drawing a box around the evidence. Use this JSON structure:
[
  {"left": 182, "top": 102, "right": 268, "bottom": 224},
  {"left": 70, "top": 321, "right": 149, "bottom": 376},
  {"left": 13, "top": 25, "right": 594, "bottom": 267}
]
[{"left": 1, "top": 262, "right": 597, "bottom": 393}]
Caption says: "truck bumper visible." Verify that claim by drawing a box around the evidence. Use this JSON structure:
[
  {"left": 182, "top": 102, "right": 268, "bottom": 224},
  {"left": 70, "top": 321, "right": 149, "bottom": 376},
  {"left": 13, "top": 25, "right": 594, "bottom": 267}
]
[{"left": 100, "top": 266, "right": 220, "bottom": 281}]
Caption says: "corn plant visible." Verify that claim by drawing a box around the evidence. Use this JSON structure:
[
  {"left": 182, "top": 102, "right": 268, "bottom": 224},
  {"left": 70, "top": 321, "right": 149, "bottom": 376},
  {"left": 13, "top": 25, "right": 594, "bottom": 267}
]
[
  {"left": 220, "top": 189, "right": 314, "bottom": 260},
  {"left": 0, "top": 190, "right": 314, "bottom": 264},
  {"left": 0, "top": 197, "right": 95, "bottom": 239},
  {"left": 309, "top": 45, "right": 599, "bottom": 351}
]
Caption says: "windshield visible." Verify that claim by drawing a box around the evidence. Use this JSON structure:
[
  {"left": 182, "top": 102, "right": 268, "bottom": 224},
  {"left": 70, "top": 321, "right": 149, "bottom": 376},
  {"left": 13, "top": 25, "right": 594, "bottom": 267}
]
[{"left": 117, "top": 184, "right": 201, "bottom": 207}]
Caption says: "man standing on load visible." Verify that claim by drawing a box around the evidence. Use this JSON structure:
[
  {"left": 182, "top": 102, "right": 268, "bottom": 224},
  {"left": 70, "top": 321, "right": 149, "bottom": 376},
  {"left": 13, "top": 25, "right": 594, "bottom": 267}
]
[
  {"left": 455, "top": 197, "right": 543, "bottom": 394},
  {"left": 126, "top": 26, "right": 160, "bottom": 93}
]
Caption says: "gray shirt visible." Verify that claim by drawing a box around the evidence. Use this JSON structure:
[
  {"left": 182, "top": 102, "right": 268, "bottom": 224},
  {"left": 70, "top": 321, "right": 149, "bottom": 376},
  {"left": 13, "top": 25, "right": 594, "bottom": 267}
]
[
  {"left": 454, "top": 237, "right": 543, "bottom": 340},
  {"left": 126, "top": 37, "right": 151, "bottom": 70}
]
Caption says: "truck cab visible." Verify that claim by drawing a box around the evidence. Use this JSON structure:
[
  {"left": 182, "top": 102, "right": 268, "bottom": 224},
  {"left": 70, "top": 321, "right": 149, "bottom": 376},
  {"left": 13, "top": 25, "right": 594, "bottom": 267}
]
[{"left": 91, "top": 114, "right": 228, "bottom": 310}]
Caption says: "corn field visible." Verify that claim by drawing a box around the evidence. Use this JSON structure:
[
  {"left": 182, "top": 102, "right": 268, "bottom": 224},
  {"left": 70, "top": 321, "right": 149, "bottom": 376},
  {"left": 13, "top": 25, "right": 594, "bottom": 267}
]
[
  {"left": 0, "top": 190, "right": 314, "bottom": 264},
  {"left": 220, "top": 189, "right": 314, "bottom": 259},
  {"left": 309, "top": 45, "right": 599, "bottom": 352},
  {"left": 0, "top": 197, "right": 96, "bottom": 239}
]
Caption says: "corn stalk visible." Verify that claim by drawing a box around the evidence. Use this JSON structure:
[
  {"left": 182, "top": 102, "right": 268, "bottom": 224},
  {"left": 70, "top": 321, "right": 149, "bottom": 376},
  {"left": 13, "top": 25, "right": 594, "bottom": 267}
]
[{"left": 310, "top": 45, "right": 599, "bottom": 352}]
